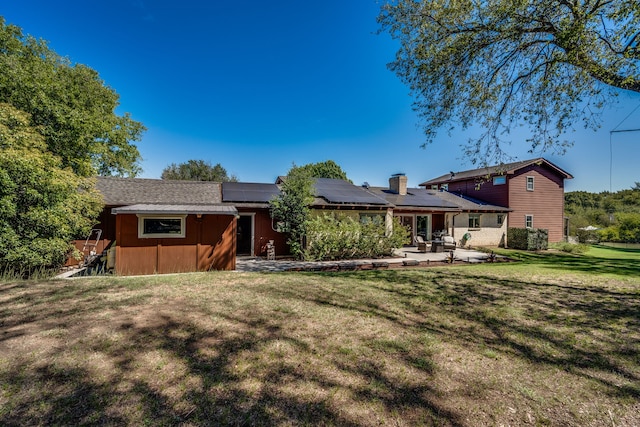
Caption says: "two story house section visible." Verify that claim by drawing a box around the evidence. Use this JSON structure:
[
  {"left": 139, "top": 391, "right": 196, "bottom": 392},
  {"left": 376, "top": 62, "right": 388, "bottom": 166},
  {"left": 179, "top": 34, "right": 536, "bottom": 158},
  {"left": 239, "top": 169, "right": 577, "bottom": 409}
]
[{"left": 420, "top": 158, "right": 573, "bottom": 243}]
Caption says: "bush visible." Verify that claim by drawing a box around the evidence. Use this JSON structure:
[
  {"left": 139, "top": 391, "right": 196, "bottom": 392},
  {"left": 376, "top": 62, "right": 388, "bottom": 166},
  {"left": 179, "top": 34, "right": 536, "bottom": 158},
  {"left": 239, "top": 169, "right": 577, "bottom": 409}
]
[
  {"left": 549, "top": 242, "right": 590, "bottom": 254},
  {"left": 508, "top": 228, "right": 548, "bottom": 250},
  {"left": 305, "top": 214, "right": 409, "bottom": 261}
]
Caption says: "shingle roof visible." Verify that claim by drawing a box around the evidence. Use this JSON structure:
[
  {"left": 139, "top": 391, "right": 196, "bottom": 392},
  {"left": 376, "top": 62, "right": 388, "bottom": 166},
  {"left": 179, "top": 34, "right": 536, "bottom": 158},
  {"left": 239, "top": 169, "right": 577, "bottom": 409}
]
[
  {"left": 419, "top": 158, "right": 573, "bottom": 186},
  {"left": 111, "top": 204, "right": 237, "bottom": 215},
  {"left": 96, "top": 176, "right": 222, "bottom": 206},
  {"left": 431, "top": 190, "right": 511, "bottom": 212}
]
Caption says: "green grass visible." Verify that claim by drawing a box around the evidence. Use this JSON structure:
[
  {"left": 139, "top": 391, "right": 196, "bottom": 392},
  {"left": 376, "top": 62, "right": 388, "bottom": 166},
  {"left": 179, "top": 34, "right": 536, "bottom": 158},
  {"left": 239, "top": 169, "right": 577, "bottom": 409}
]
[{"left": 1, "top": 246, "right": 639, "bottom": 426}]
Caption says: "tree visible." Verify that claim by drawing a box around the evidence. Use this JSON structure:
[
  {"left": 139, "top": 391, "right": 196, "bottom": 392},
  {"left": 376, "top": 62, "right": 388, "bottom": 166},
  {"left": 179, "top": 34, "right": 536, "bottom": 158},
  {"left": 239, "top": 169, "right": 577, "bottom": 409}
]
[
  {"left": 378, "top": 0, "right": 640, "bottom": 163},
  {"left": 161, "top": 160, "right": 238, "bottom": 181},
  {"left": 0, "top": 103, "right": 102, "bottom": 276},
  {"left": 269, "top": 166, "right": 315, "bottom": 259},
  {"left": 295, "top": 160, "right": 351, "bottom": 182},
  {"left": 0, "top": 18, "right": 145, "bottom": 177}
]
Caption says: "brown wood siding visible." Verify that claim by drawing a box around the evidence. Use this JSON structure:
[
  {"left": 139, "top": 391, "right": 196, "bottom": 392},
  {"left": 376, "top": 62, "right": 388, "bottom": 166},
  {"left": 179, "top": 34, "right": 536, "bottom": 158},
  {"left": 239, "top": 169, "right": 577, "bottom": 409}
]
[
  {"left": 508, "top": 165, "right": 565, "bottom": 242},
  {"left": 447, "top": 179, "right": 509, "bottom": 207},
  {"left": 66, "top": 208, "right": 117, "bottom": 267},
  {"left": 237, "top": 208, "right": 289, "bottom": 257},
  {"left": 114, "top": 213, "right": 236, "bottom": 275}
]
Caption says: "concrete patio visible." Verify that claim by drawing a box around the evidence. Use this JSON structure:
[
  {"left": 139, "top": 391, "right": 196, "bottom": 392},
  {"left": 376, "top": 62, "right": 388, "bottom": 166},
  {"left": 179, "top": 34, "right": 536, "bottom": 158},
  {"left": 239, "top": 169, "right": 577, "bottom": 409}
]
[{"left": 235, "top": 246, "right": 492, "bottom": 272}]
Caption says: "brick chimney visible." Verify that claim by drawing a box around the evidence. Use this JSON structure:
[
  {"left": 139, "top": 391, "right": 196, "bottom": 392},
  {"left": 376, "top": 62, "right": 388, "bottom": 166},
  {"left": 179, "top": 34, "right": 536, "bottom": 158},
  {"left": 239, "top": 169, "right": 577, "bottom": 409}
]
[{"left": 389, "top": 173, "right": 407, "bottom": 195}]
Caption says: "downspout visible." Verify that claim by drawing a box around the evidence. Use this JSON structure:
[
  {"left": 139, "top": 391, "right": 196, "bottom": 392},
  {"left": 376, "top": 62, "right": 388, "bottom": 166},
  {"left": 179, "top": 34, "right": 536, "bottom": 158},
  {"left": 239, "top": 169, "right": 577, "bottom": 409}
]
[{"left": 450, "top": 213, "right": 460, "bottom": 239}]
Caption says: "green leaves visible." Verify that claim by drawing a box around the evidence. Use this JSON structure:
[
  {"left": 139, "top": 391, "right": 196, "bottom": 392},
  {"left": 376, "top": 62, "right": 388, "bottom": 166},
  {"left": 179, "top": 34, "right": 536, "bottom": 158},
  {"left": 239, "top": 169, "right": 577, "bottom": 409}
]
[
  {"left": 0, "top": 18, "right": 145, "bottom": 177},
  {"left": 0, "top": 103, "right": 102, "bottom": 275},
  {"left": 160, "top": 159, "right": 238, "bottom": 182},
  {"left": 379, "top": 0, "right": 640, "bottom": 163}
]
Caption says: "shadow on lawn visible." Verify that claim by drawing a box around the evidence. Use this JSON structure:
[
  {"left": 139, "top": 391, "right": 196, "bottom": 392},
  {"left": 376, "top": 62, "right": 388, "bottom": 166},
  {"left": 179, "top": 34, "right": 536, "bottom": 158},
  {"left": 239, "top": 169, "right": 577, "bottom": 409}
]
[
  {"left": 504, "top": 247, "right": 640, "bottom": 277},
  {"left": 313, "top": 269, "right": 640, "bottom": 400},
  {"left": 0, "top": 280, "right": 465, "bottom": 426}
]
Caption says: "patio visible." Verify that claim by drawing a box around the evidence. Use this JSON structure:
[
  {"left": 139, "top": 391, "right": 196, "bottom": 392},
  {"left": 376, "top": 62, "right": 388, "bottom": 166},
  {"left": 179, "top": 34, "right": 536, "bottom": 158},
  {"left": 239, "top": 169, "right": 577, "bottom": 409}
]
[{"left": 235, "top": 246, "right": 493, "bottom": 272}]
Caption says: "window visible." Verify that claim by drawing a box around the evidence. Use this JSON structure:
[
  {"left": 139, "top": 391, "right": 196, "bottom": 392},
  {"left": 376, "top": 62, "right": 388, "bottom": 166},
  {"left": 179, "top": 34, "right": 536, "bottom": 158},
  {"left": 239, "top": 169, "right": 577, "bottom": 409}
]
[
  {"left": 497, "top": 214, "right": 505, "bottom": 226},
  {"left": 360, "top": 213, "right": 384, "bottom": 225},
  {"left": 138, "top": 215, "right": 186, "bottom": 238},
  {"left": 526, "top": 176, "right": 535, "bottom": 191},
  {"left": 525, "top": 214, "right": 533, "bottom": 228},
  {"left": 493, "top": 176, "right": 506, "bottom": 185},
  {"left": 440, "top": 184, "right": 448, "bottom": 191},
  {"left": 468, "top": 213, "right": 481, "bottom": 228},
  {"left": 431, "top": 185, "right": 438, "bottom": 190}
]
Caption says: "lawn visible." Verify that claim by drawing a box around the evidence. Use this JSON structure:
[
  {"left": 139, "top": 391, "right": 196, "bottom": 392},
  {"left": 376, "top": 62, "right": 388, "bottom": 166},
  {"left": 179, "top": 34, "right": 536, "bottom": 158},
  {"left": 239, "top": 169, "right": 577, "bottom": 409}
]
[{"left": 1, "top": 246, "right": 639, "bottom": 426}]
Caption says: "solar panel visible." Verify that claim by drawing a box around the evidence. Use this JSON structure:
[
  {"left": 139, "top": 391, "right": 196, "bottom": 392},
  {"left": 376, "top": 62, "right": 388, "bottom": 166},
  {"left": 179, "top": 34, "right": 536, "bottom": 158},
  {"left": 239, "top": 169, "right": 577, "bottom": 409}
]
[
  {"left": 313, "top": 179, "right": 389, "bottom": 205},
  {"left": 222, "top": 182, "right": 281, "bottom": 202}
]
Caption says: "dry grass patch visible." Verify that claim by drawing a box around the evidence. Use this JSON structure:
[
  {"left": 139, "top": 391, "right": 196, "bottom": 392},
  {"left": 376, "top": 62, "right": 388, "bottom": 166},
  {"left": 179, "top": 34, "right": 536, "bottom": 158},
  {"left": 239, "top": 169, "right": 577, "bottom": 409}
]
[{"left": 1, "top": 262, "right": 639, "bottom": 426}]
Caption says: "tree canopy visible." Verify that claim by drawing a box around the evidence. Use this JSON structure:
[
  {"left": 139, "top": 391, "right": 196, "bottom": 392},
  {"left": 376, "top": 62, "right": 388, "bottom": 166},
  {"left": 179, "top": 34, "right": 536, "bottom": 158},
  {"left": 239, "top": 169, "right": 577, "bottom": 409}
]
[
  {"left": 160, "top": 160, "right": 238, "bottom": 182},
  {"left": 270, "top": 166, "right": 315, "bottom": 259},
  {"left": 379, "top": 0, "right": 640, "bottom": 163},
  {"left": 0, "top": 103, "right": 103, "bottom": 275},
  {"left": 0, "top": 17, "right": 145, "bottom": 177},
  {"left": 295, "top": 160, "right": 351, "bottom": 182}
]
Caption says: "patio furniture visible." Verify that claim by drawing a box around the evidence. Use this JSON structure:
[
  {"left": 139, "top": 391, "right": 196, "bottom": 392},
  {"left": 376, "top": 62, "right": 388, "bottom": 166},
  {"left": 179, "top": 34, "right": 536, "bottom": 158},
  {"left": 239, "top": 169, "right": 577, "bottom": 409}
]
[
  {"left": 414, "top": 236, "right": 428, "bottom": 252},
  {"left": 442, "top": 235, "right": 457, "bottom": 250},
  {"left": 431, "top": 240, "right": 444, "bottom": 252}
]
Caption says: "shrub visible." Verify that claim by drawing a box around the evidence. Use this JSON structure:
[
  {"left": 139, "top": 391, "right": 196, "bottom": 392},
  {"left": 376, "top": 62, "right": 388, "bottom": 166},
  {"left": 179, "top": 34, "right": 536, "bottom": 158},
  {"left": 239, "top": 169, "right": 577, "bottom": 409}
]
[
  {"left": 508, "top": 227, "right": 548, "bottom": 250},
  {"left": 305, "top": 214, "right": 408, "bottom": 261},
  {"left": 549, "top": 242, "right": 590, "bottom": 254}
]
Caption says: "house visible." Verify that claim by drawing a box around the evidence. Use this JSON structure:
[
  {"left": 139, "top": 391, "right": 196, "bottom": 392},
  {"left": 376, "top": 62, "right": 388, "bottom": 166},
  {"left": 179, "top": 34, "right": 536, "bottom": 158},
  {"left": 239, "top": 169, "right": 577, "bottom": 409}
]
[
  {"left": 221, "top": 178, "right": 392, "bottom": 258},
  {"left": 70, "top": 176, "right": 393, "bottom": 275},
  {"left": 419, "top": 158, "right": 573, "bottom": 243},
  {"left": 74, "top": 177, "right": 238, "bottom": 275},
  {"left": 367, "top": 174, "right": 510, "bottom": 247}
]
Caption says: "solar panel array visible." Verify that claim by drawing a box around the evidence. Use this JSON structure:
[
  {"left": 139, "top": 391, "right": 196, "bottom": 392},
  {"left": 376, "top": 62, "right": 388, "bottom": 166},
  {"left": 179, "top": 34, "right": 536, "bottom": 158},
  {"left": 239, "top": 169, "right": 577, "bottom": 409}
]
[
  {"left": 314, "top": 178, "right": 389, "bottom": 205},
  {"left": 222, "top": 182, "right": 281, "bottom": 203},
  {"left": 397, "top": 190, "right": 460, "bottom": 208}
]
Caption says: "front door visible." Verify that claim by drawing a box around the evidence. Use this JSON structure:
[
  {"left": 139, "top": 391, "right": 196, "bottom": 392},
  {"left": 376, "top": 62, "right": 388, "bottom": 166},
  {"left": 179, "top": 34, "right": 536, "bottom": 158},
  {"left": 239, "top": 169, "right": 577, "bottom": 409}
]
[{"left": 237, "top": 215, "right": 253, "bottom": 255}]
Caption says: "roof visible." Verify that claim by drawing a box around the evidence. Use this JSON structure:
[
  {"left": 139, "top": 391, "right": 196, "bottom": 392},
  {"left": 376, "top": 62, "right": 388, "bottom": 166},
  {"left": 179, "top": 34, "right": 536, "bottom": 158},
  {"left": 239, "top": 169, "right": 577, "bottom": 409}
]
[
  {"left": 96, "top": 176, "right": 222, "bottom": 206},
  {"left": 111, "top": 204, "right": 238, "bottom": 215},
  {"left": 432, "top": 191, "right": 511, "bottom": 212},
  {"left": 419, "top": 158, "right": 573, "bottom": 186},
  {"left": 222, "top": 182, "right": 281, "bottom": 203},
  {"left": 313, "top": 178, "right": 391, "bottom": 207},
  {"left": 367, "top": 187, "right": 460, "bottom": 211}
]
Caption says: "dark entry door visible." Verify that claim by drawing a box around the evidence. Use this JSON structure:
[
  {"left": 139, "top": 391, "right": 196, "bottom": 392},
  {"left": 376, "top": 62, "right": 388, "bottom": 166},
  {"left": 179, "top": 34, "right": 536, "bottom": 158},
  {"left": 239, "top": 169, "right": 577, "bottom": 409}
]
[{"left": 237, "top": 215, "right": 252, "bottom": 255}]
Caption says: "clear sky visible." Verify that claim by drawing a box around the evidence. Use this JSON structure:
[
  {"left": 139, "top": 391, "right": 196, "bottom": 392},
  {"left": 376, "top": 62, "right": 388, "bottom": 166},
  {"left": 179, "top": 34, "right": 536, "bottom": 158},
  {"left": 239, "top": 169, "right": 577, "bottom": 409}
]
[{"left": 2, "top": 1, "right": 639, "bottom": 192}]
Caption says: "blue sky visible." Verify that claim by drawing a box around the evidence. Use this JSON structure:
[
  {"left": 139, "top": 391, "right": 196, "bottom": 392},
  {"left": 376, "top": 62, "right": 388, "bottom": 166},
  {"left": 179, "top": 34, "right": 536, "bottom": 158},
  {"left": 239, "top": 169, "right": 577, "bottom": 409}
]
[{"left": 2, "top": 0, "right": 639, "bottom": 192}]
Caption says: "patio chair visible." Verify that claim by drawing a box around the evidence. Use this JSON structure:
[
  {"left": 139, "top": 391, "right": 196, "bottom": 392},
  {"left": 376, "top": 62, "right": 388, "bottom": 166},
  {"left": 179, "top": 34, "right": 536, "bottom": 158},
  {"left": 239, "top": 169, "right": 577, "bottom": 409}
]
[
  {"left": 442, "top": 235, "right": 456, "bottom": 250},
  {"left": 414, "top": 235, "right": 428, "bottom": 252}
]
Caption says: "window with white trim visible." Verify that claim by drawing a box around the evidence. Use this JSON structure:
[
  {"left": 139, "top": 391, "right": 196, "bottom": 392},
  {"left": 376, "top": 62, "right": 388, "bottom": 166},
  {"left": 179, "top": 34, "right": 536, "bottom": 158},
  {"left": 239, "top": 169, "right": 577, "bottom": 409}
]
[
  {"left": 525, "top": 214, "right": 533, "bottom": 228},
  {"left": 526, "top": 176, "right": 535, "bottom": 191},
  {"left": 440, "top": 184, "right": 448, "bottom": 191},
  {"left": 138, "top": 215, "right": 186, "bottom": 238},
  {"left": 468, "top": 213, "right": 481, "bottom": 228},
  {"left": 493, "top": 176, "right": 506, "bottom": 185},
  {"left": 431, "top": 185, "right": 438, "bottom": 190}
]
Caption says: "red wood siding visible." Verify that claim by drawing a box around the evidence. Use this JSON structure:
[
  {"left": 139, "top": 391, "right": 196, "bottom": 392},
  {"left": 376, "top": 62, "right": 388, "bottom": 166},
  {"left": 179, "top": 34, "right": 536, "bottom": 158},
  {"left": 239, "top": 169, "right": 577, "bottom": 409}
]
[
  {"left": 238, "top": 208, "right": 289, "bottom": 257},
  {"left": 508, "top": 165, "right": 565, "bottom": 242},
  {"left": 114, "top": 213, "right": 236, "bottom": 275},
  {"left": 447, "top": 179, "right": 509, "bottom": 207},
  {"left": 66, "top": 208, "right": 116, "bottom": 267}
]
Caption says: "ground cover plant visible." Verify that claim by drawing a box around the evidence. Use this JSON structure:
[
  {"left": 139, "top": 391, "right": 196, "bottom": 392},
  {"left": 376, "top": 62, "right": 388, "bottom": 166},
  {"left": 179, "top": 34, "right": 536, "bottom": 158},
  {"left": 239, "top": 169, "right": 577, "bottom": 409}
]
[{"left": 1, "top": 246, "right": 638, "bottom": 426}]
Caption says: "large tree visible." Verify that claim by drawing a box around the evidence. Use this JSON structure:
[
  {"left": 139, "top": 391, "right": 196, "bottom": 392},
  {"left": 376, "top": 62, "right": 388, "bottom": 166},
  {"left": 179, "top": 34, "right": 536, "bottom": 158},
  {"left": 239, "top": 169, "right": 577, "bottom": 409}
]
[
  {"left": 295, "top": 160, "right": 351, "bottom": 182},
  {"left": 161, "top": 159, "right": 238, "bottom": 181},
  {"left": 0, "top": 103, "right": 103, "bottom": 275},
  {"left": 0, "top": 18, "right": 145, "bottom": 177},
  {"left": 379, "top": 0, "right": 640, "bottom": 163}
]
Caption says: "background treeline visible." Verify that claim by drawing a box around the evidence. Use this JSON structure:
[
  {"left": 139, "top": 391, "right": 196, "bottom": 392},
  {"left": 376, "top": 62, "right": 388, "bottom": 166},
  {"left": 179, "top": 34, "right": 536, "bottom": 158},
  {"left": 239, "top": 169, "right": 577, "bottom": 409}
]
[{"left": 565, "top": 183, "right": 640, "bottom": 243}]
